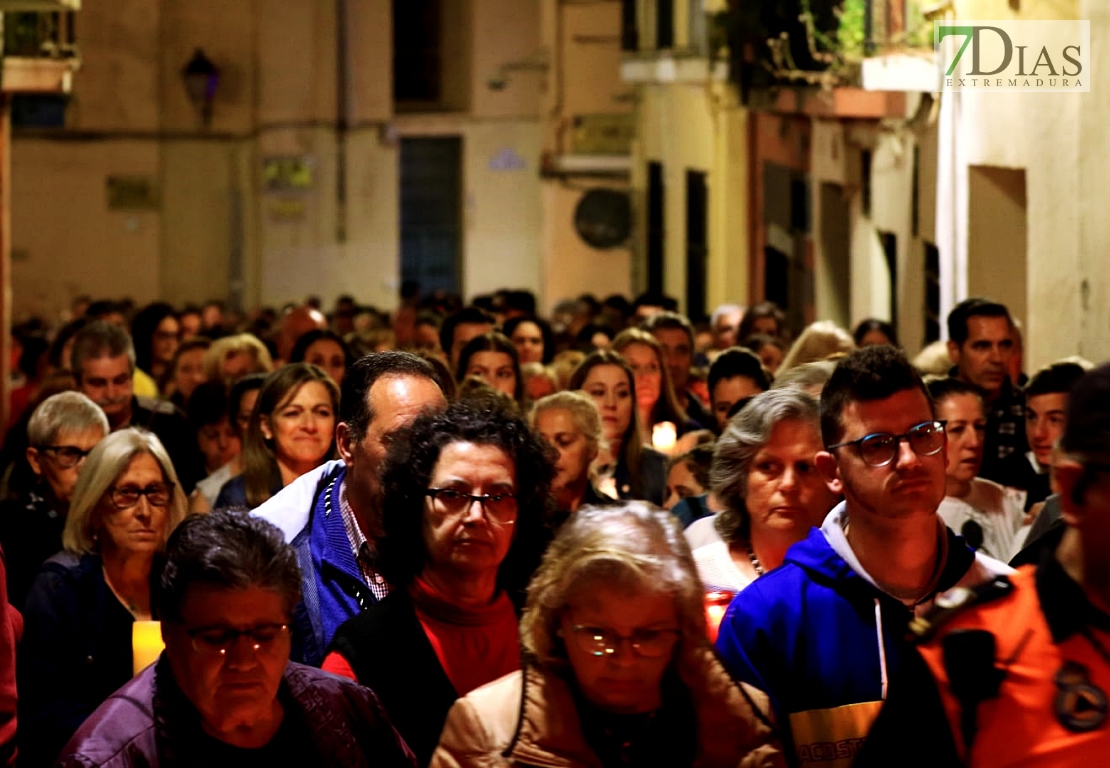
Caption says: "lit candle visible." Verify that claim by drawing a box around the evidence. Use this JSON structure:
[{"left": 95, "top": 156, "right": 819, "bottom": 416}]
[
  {"left": 704, "top": 590, "right": 736, "bottom": 644},
  {"left": 132, "top": 620, "right": 164, "bottom": 676},
  {"left": 652, "top": 421, "right": 677, "bottom": 454}
]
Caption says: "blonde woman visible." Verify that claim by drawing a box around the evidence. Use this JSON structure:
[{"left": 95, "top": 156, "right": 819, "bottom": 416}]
[
  {"left": 20, "top": 428, "right": 188, "bottom": 766},
  {"left": 202, "top": 333, "right": 274, "bottom": 387},
  {"left": 531, "top": 391, "right": 611, "bottom": 519},
  {"left": 432, "top": 503, "right": 784, "bottom": 768},
  {"left": 778, "top": 321, "right": 855, "bottom": 374}
]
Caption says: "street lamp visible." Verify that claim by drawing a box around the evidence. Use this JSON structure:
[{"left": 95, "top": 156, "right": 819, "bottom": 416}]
[{"left": 181, "top": 48, "right": 219, "bottom": 127}]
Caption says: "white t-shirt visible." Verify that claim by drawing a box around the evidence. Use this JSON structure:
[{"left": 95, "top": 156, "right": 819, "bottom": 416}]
[
  {"left": 684, "top": 515, "right": 723, "bottom": 550},
  {"left": 937, "top": 488, "right": 1027, "bottom": 562}
]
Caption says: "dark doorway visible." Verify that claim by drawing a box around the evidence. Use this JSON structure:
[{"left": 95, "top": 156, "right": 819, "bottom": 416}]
[
  {"left": 879, "top": 231, "right": 898, "bottom": 331},
  {"left": 924, "top": 241, "right": 940, "bottom": 343},
  {"left": 656, "top": 0, "right": 674, "bottom": 49},
  {"left": 647, "top": 162, "right": 665, "bottom": 296},
  {"left": 685, "top": 170, "right": 708, "bottom": 322},
  {"left": 400, "top": 137, "right": 462, "bottom": 295}
]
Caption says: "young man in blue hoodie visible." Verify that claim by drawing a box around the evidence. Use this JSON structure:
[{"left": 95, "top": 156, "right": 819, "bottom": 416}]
[{"left": 715, "top": 345, "right": 1011, "bottom": 768}]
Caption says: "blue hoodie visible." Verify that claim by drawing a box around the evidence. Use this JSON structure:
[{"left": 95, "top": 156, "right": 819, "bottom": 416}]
[{"left": 715, "top": 503, "right": 1011, "bottom": 768}]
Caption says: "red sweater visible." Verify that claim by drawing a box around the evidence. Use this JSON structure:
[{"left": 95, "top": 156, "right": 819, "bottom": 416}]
[{"left": 322, "top": 577, "right": 519, "bottom": 696}]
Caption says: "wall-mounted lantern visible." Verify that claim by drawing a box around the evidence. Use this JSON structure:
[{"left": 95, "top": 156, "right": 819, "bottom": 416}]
[{"left": 181, "top": 48, "right": 219, "bottom": 127}]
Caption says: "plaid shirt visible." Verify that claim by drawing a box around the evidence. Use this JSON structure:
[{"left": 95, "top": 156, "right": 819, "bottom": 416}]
[{"left": 338, "top": 479, "right": 390, "bottom": 601}]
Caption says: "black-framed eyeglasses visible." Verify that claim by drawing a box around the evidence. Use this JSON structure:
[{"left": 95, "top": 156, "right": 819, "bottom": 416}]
[
  {"left": 187, "top": 623, "right": 290, "bottom": 656},
  {"left": 423, "top": 488, "right": 518, "bottom": 523},
  {"left": 827, "top": 420, "right": 947, "bottom": 468},
  {"left": 37, "top": 445, "right": 92, "bottom": 469},
  {"left": 568, "top": 625, "right": 681, "bottom": 658},
  {"left": 108, "top": 482, "right": 175, "bottom": 510}
]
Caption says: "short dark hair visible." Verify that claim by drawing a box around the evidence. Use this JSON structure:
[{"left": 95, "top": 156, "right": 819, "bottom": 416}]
[
  {"left": 738, "top": 301, "right": 786, "bottom": 341},
  {"left": 947, "top": 298, "right": 1012, "bottom": 346},
  {"left": 289, "top": 328, "right": 355, "bottom": 372},
  {"left": 229, "top": 373, "right": 267, "bottom": 437},
  {"left": 456, "top": 332, "right": 524, "bottom": 403},
  {"left": 502, "top": 316, "right": 555, "bottom": 364},
  {"left": 739, "top": 333, "right": 786, "bottom": 356},
  {"left": 187, "top": 380, "right": 231, "bottom": 432},
  {"left": 159, "top": 511, "right": 302, "bottom": 623},
  {"left": 377, "top": 395, "right": 555, "bottom": 594},
  {"left": 669, "top": 443, "right": 715, "bottom": 491},
  {"left": 71, "top": 321, "right": 135, "bottom": 380},
  {"left": 1025, "top": 360, "right": 1090, "bottom": 399},
  {"left": 642, "top": 311, "right": 695, "bottom": 349},
  {"left": 820, "top": 346, "right": 932, "bottom": 447},
  {"left": 925, "top": 376, "right": 984, "bottom": 405},
  {"left": 632, "top": 292, "right": 678, "bottom": 313},
  {"left": 709, "top": 348, "right": 771, "bottom": 398},
  {"left": 339, "top": 351, "right": 438, "bottom": 444},
  {"left": 852, "top": 318, "right": 899, "bottom": 348},
  {"left": 439, "top": 307, "right": 496, "bottom": 356}
]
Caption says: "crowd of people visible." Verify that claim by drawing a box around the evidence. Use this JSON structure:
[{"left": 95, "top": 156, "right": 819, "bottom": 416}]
[{"left": 0, "top": 285, "right": 1104, "bottom": 766}]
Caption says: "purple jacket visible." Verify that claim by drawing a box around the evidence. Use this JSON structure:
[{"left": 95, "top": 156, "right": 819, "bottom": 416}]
[{"left": 55, "top": 658, "right": 416, "bottom": 768}]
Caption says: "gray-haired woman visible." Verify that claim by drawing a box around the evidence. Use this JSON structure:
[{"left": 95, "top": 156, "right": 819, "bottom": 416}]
[
  {"left": 19, "top": 428, "right": 188, "bottom": 767},
  {"left": 431, "top": 502, "right": 784, "bottom": 768},
  {"left": 690, "top": 389, "right": 840, "bottom": 595}
]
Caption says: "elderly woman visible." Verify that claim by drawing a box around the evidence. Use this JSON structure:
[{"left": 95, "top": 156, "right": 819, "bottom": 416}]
[
  {"left": 928, "top": 377, "right": 1026, "bottom": 560},
  {"left": 57, "top": 511, "right": 416, "bottom": 767},
  {"left": 19, "top": 428, "right": 188, "bottom": 767},
  {"left": 215, "top": 364, "right": 338, "bottom": 509},
  {"left": 431, "top": 502, "right": 784, "bottom": 768},
  {"left": 455, "top": 331, "right": 524, "bottom": 406},
  {"left": 531, "top": 391, "right": 611, "bottom": 520},
  {"left": 611, "top": 328, "right": 699, "bottom": 437},
  {"left": 569, "top": 351, "right": 668, "bottom": 506},
  {"left": 0, "top": 392, "right": 109, "bottom": 610},
  {"left": 689, "top": 389, "right": 840, "bottom": 595},
  {"left": 321, "top": 396, "right": 553, "bottom": 767}
]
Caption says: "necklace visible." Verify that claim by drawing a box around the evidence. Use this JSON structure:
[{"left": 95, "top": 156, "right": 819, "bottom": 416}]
[{"left": 746, "top": 542, "right": 765, "bottom": 577}]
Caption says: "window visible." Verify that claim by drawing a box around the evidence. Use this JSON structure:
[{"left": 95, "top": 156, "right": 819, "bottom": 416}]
[
  {"left": 394, "top": 0, "right": 442, "bottom": 104},
  {"left": 647, "top": 162, "right": 665, "bottom": 296},
  {"left": 656, "top": 0, "right": 674, "bottom": 49},
  {"left": 685, "top": 171, "right": 708, "bottom": 322},
  {"left": 621, "top": 0, "right": 638, "bottom": 52},
  {"left": 924, "top": 241, "right": 940, "bottom": 343}
]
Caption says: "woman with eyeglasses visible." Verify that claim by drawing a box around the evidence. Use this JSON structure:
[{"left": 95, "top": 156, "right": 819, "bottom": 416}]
[
  {"left": 18, "top": 428, "right": 188, "bottom": 767},
  {"left": 431, "top": 502, "right": 784, "bottom": 768},
  {"left": 322, "top": 395, "right": 554, "bottom": 767}
]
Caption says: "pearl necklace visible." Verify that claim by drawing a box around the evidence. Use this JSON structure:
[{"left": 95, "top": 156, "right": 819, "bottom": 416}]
[{"left": 746, "top": 543, "right": 765, "bottom": 577}]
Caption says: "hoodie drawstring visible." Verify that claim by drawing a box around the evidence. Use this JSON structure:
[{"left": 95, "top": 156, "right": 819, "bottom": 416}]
[{"left": 874, "top": 598, "right": 888, "bottom": 700}]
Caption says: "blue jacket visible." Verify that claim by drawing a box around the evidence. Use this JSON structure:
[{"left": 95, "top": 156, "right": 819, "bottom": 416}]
[
  {"left": 254, "top": 461, "right": 382, "bottom": 667},
  {"left": 715, "top": 505, "right": 1012, "bottom": 766}
]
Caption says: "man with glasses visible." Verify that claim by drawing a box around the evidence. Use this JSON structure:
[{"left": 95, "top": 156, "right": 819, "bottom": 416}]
[
  {"left": 716, "top": 345, "right": 1012, "bottom": 768},
  {"left": 0, "top": 392, "right": 108, "bottom": 609},
  {"left": 859, "top": 361, "right": 1110, "bottom": 766},
  {"left": 56, "top": 511, "right": 415, "bottom": 767}
]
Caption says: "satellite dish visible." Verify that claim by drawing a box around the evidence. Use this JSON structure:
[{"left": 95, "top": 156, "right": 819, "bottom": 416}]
[{"left": 574, "top": 189, "right": 631, "bottom": 250}]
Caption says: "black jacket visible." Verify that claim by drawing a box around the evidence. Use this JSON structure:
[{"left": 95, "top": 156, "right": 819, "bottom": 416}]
[{"left": 328, "top": 589, "right": 458, "bottom": 768}]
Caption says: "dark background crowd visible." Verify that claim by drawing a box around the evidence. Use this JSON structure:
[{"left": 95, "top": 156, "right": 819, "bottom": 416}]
[{"left": 0, "top": 283, "right": 1101, "bottom": 768}]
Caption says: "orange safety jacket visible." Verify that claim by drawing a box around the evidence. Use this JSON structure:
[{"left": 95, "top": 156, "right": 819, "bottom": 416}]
[{"left": 918, "top": 565, "right": 1110, "bottom": 765}]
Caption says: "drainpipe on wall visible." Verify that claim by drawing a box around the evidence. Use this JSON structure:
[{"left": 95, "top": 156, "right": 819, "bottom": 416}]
[{"left": 335, "top": 0, "right": 350, "bottom": 245}]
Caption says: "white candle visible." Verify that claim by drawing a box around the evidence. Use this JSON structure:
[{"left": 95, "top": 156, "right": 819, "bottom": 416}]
[
  {"left": 652, "top": 421, "right": 677, "bottom": 454},
  {"left": 132, "top": 621, "right": 164, "bottom": 676}
]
